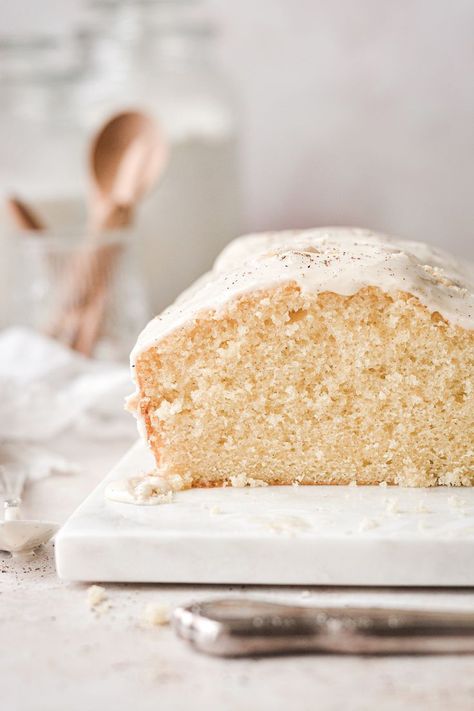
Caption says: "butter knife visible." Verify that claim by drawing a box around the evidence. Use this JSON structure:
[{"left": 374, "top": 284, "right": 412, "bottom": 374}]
[{"left": 172, "top": 598, "right": 474, "bottom": 657}]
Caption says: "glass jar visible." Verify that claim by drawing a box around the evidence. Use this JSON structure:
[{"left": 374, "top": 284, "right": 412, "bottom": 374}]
[
  {"left": 7, "top": 227, "right": 149, "bottom": 362},
  {"left": 82, "top": 0, "right": 242, "bottom": 313},
  {"left": 0, "top": 2, "right": 242, "bottom": 328},
  {"left": 0, "top": 32, "right": 93, "bottom": 327},
  {"left": 0, "top": 34, "right": 89, "bottom": 226}
]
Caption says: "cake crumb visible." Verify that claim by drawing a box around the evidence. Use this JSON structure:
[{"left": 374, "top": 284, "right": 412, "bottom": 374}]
[
  {"left": 86, "top": 585, "right": 110, "bottom": 612},
  {"left": 248, "top": 478, "right": 269, "bottom": 488},
  {"left": 348, "top": 480, "right": 358, "bottom": 488},
  {"left": 209, "top": 505, "right": 222, "bottom": 515},
  {"left": 266, "top": 515, "right": 311, "bottom": 534},
  {"left": 230, "top": 474, "right": 268, "bottom": 488},
  {"left": 385, "top": 498, "right": 401, "bottom": 514},
  {"left": 229, "top": 474, "right": 246, "bottom": 488},
  {"left": 142, "top": 603, "right": 170, "bottom": 627},
  {"left": 421, "top": 264, "right": 467, "bottom": 293},
  {"left": 293, "top": 474, "right": 305, "bottom": 488},
  {"left": 378, "top": 481, "right": 388, "bottom": 488},
  {"left": 416, "top": 501, "right": 430, "bottom": 513},
  {"left": 358, "top": 517, "right": 379, "bottom": 531}
]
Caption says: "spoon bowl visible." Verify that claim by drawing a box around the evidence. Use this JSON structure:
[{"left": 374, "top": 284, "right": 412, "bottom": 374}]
[
  {"left": 90, "top": 110, "right": 168, "bottom": 229},
  {"left": 0, "top": 465, "right": 59, "bottom": 555},
  {"left": 0, "top": 519, "right": 59, "bottom": 554}
]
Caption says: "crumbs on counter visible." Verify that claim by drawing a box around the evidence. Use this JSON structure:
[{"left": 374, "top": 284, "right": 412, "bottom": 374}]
[
  {"left": 86, "top": 584, "right": 110, "bottom": 613},
  {"left": 141, "top": 602, "right": 171, "bottom": 627}
]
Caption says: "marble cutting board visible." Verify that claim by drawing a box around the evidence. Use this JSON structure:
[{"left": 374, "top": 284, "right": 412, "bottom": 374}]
[{"left": 55, "top": 441, "right": 474, "bottom": 585}]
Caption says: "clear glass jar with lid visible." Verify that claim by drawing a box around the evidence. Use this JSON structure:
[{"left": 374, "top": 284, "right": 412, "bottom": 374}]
[{"left": 82, "top": 0, "right": 242, "bottom": 312}]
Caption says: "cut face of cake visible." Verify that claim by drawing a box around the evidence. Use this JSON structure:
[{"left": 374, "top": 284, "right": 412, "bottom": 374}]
[{"left": 129, "top": 228, "right": 474, "bottom": 488}]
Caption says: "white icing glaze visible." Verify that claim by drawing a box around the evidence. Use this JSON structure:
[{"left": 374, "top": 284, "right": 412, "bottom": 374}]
[
  {"left": 126, "top": 227, "right": 473, "bottom": 457},
  {"left": 132, "top": 228, "right": 474, "bottom": 371},
  {"left": 105, "top": 470, "right": 190, "bottom": 505},
  {"left": 105, "top": 478, "right": 174, "bottom": 505}
]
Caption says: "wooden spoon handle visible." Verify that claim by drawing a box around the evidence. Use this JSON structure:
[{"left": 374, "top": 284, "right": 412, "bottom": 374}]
[
  {"left": 48, "top": 242, "right": 123, "bottom": 356},
  {"left": 72, "top": 284, "right": 108, "bottom": 357},
  {"left": 95, "top": 203, "right": 133, "bottom": 232},
  {"left": 54, "top": 202, "right": 131, "bottom": 354},
  {"left": 72, "top": 243, "right": 123, "bottom": 356},
  {"left": 6, "top": 196, "right": 45, "bottom": 231}
]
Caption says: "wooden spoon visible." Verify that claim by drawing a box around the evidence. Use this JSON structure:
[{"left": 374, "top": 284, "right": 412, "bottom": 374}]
[
  {"left": 89, "top": 110, "right": 168, "bottom": 231},
  {"left": 52, "top": 111, "right": 168, "bottom": 356}
]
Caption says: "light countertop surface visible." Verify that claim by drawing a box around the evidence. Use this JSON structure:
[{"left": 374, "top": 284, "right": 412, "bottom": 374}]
[{"left": 3, "top": 429, "right": 474, "bottom": 711}]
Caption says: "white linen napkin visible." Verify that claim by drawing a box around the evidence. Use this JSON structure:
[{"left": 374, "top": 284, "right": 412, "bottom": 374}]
[{"left": 0, "top": 327, "right": 134, "bottom": 482}]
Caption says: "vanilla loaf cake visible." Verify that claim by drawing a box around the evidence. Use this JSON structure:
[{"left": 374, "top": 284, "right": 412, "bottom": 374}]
[{"left": 128, "top": 228, "right": 474, "bottom": 488}]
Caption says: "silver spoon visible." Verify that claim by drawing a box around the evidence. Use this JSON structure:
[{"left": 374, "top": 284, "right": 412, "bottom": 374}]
[{"left": 0, "top": 466, "right": 59, "bottom": 555}]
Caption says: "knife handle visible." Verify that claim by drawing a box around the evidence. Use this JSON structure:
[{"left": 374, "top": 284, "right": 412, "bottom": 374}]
[{"left": 172, "top": 598, "right": 474, "bottom": 657}]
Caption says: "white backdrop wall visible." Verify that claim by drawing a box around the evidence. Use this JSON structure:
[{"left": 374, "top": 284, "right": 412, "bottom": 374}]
[
  {"left": 209, "top": 0, "right": 474, "bottom": 257},
  {"left": 1, "top": 0, "right": 474, "bottom": 257}
]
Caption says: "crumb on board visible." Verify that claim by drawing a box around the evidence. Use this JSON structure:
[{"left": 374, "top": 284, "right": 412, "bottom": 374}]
[
  {"left": 358, "top": 517, "right": 379, "bottom": 532},
  {"left": 418, "top": 520, "right": 430, "bottom": 532},
  {"left": 229, "top": 474, "right": 268, "bottom": 488},
  {"left": 416, "top": 501, "right": 430, "bottom": 513},
  {"left": 264, "top": 515, "right": 312, "bottom": 535},
  {"left": 385, "top": 498, "right": 401, "bottom": 514},
  {"left": 448, "top": 495, "right": 464, "bottom": 509}
]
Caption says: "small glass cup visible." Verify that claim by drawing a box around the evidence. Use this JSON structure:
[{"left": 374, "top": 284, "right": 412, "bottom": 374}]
[{"left": 7, "top": 227, "right": 150, "bottom": 362}]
